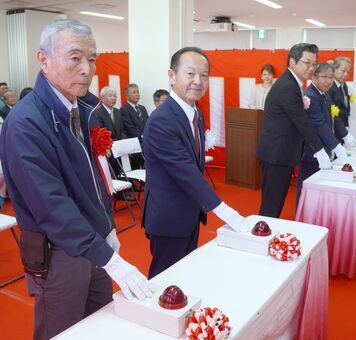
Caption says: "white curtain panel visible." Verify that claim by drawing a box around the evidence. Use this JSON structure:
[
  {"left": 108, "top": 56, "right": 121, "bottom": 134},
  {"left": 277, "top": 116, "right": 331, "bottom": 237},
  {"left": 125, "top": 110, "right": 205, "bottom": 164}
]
[
  {"left": 7, "top": 11, "right": 28, "bottom": 95},
  {"left": 239, "top": 77, "right": 255, "bottom": 109},
  {"left": 209, "top": 76, "right": 225, "bottom": 147},
  {"left": 108, "top": 75, "right": 122, "bottom": 108}
]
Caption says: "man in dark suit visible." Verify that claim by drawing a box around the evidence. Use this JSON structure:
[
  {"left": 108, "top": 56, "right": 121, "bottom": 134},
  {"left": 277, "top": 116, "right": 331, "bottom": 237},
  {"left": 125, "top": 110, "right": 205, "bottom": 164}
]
[
  {"left": 94, "top": 86, "right": 126, "bottom": 174},
  {"left": 297, "top": 62, "right": 348, "bottom": 203},
  {"left": 327, "top": 57, "right": 356, "bottom": 147},
  {"left": 120, "top": 83, "right": 148, "bottom": 169},
  {"left": 0, "top": 90, "right": 18, "bottom": 120},
  {"left": 120, "top": 83, "right": 148, "bottom": 144},
  {"left": 257, "top": 43, "right": 331, "bottom": 218},
  {"left": 143, "top": 47, "right": 244, "bottom": 279}
]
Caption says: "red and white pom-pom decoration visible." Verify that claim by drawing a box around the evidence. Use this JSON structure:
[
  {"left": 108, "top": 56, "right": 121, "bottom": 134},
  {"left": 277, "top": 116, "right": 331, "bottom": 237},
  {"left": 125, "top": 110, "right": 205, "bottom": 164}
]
[
  {"left": 185, "top": 307, "right": 231, "bottom": 339},
  {"left": 269, "top": 233, "right": 301, "bottom": 262}
]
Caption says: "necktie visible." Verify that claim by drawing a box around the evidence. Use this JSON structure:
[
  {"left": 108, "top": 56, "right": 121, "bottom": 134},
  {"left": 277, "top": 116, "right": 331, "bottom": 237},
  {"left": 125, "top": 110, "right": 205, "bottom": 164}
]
[
  {"left": 135, "top": 105, "right": 143, "bottom": 121},
  {"left": 322, "top": 93, "right": 334, "bottom": 132},
  {"left": 110, "top": 109, "right": 114, "bottom": 121},
  {"left": 71, "top": 107, "right": 85, "bottom": 145},
  {"left": 340, "top": 84, "right": 348, "bottom": 106},
  {"left": 193, "top": 110, "right": 200, "bottom": 158}
]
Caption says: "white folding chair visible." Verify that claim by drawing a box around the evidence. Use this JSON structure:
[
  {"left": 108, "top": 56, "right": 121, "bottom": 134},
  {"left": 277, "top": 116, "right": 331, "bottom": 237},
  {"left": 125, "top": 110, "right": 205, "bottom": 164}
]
[
  {"left": 205, "top": 155, "right": 216, "bottom": 190},
  {"left": 111, "top": 179, "right": 141, "bottom": 233},
  {"left": 0, "top": 211, "right": 25, "bottom": 288},
  {"left": 111, "top": 138, "right": 146, "bottom": 199}
]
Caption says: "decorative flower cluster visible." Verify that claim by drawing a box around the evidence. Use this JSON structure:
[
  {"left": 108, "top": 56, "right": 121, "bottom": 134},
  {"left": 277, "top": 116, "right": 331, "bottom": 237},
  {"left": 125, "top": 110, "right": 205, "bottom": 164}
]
[
  {"left": 331, "top": 104, "right": 340, "bottom": 118},
  {"left": 185, "top": 307, "right": 231, "bottom": 339},
  {"left": 269, "top": 233, "right": 301, "bottom": 262},
  {"left": 303, "top": 95, "right": 311, "bottom": 110},
  {"left": 90, "top": 126, "right": 113, "bottom": 156}
]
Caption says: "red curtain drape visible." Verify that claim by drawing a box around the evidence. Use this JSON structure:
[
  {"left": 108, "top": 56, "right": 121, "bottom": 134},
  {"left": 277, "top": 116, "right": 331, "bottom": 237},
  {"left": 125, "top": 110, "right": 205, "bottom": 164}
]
[{"left": 96, "top": 49, "right": 354, "bottom": 167}]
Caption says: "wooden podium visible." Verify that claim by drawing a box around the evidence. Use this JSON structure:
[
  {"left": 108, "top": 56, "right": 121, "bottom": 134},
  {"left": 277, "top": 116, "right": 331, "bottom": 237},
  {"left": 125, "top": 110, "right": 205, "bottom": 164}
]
[{"left": 226, "top": 108, "right": 264, "bottom": 189}]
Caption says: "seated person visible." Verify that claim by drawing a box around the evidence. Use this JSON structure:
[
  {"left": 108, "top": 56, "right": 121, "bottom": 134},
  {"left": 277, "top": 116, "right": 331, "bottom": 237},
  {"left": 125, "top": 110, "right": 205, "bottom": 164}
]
[
  {"left": 248, "top": 64, "right": 274, "bottom": 110},
  {"left": 94, "top": 86, "right": 134, "bottom": 200},
  {"left": 120, "top": 83, "right": 148, "bottom": 169},
  {"left": 153, "top": 89, "right": 169, "bottom": 108},
  {"left": 0, "top": 82, "right": 9, "bottom": 109},
  {"left": 0, "top": 90, "right": 18, "bottom": 120}
]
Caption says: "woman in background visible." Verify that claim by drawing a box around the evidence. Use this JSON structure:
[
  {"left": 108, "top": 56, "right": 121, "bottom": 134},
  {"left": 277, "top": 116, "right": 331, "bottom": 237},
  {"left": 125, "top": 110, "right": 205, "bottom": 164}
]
[{"left": 248, "top": 64, "right": 274, "bottom": 110}]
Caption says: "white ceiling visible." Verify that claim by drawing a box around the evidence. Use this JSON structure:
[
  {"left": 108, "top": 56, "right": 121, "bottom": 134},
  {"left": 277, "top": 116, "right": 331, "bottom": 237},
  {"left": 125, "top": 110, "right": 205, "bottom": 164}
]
[{"left": 0, "top": 0, "right": 356, "bottom": 29}]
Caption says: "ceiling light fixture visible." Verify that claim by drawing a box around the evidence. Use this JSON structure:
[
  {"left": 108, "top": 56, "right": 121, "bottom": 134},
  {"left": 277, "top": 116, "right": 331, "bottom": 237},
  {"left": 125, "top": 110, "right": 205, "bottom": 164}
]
[
  {"left": 305, "top": 18, "right": 326, "bottom": 27},
  {"left": 255, "top": 0, "right": 282, "bottom": 9},
  {"left": 80, "top": 11, "right": 124, "bottom": 20},
  {"left": 233, "top": 21, "right": 255, "bottom": 29}
]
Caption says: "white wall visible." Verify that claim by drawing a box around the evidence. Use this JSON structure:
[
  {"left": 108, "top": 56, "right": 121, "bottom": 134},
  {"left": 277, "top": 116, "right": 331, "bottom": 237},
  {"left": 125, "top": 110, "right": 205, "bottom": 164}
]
[
  {"left": 25, "top": 10, "right": 66, "bottom": 88},
  {"left": 79, "top": 18, "right": 128, "bottom": 53},
  {"left": 0, "top": 10, "right": 9, "bottom": 84},
  {"left": 194, "top": 31, "right": 251, "bottom": 50}
]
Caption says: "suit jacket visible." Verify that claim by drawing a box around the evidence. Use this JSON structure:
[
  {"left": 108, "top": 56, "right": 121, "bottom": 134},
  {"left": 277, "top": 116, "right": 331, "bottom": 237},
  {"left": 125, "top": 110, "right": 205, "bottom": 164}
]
[
  {"left": 327, "top": 81, "right": 350, "bottom": 141},
  {"left": 301, "top": 83, "right": 339, "bottom": 163},
  {"left": 0, "top": 105, "right": 11, "bottom": 120},
  {"left": 93, "top": 104, "right": 126, "bottom": 140},
  {"left": 142, "top": 96, "right": 221, "bottom": 238},
  {"left": 257, "top": 69, "right": 323, "bottom": 167},
  {"left": 120, "top": 102, "right": 148, "bottom": 143}
]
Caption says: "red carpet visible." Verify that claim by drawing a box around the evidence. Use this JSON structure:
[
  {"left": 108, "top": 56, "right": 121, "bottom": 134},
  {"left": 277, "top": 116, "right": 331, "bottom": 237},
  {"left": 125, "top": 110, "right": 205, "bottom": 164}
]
[{"left": 0, "top": 167, "right": 355, "bottom": 339}]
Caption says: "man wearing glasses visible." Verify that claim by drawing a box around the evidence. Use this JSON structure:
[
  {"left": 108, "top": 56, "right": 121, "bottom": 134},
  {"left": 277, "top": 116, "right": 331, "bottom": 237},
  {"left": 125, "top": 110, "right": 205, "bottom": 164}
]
[
  {"left": 327, "top": 57, "right": 356, "bottom": 147},
  {"left": 296, "top": 62, "right": 349, "bottom": 203},
  {"left": 257, "top": 43, "right": 331, "bottom": 218}
]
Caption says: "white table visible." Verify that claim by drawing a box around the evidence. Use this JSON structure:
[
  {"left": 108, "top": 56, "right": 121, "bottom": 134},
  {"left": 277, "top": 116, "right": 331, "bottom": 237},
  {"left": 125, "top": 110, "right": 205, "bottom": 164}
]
[
  {"left": 54, "top": 218, "right": 328, "bottom": 340},
  {"left": 296, "top": 169, "right": 356, "bottom": 278}
]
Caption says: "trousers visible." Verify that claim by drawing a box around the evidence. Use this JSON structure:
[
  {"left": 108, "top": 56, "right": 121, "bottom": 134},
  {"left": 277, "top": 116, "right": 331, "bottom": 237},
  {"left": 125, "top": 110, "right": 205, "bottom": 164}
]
[{"left": 26, "top": 247, "right": 112, "bottom": 340}]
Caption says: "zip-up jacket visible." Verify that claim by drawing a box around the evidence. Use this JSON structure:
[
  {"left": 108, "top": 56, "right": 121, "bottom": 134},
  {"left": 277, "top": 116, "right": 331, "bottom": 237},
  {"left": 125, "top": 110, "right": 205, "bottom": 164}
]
[{"left": 0, "top": 72, "right": 115, "bottom": 267}]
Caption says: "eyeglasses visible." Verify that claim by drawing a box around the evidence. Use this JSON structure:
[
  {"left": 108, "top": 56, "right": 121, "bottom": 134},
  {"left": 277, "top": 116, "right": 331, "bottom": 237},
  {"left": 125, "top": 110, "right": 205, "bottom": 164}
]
[
  {"left": 316, "top": 75, "right": 334, "bottom": 81},
  {"left": 299, "top": 59, "right": 318, "bottom": 69}
]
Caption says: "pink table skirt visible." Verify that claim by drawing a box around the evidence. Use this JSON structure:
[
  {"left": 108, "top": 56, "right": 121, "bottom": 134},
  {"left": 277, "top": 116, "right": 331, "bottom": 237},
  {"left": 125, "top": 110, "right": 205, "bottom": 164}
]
[
  {"left": 298, "top": 236, "right": 328, "bottom": 340},
  {"left": 296, "top": 182, "right": 356, "bottom": 279}
]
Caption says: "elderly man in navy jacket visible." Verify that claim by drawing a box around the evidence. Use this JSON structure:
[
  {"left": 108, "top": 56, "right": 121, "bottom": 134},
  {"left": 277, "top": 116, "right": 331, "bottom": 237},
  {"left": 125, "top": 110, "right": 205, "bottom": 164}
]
[
  {"left": 0, "top": 19, "right": 152, "bottom": 340},
  {"left": 143, "top": 47, "right": 244, "bottom": 279}
]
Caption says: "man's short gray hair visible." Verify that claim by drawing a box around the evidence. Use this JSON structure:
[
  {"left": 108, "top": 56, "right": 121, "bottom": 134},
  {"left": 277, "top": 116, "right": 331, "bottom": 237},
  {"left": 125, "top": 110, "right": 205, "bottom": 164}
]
[
  {"left": 100, "top": 86, "right": 117, "bottom": 97},
  {"left": 333, "top": 57, "right": 352, "bottom": 69},
  {"left": 40, "top": 19, "right": 93, "bottom": 55}
]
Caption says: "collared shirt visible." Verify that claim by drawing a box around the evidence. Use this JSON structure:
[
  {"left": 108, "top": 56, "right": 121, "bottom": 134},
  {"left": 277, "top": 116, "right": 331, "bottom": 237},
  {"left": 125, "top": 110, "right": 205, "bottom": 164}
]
[
  {"left": 311, "top": 82, "right": 325, "bottom": 96},
  {"left": 48, "top": 81, "right": 83, "bottom": 138},
  {"left": 170, "top": 91, "right": 197, "bottom": 137},
  {"left": 288, "top": 67, "right": 304, "bottom": 97},
  {"left": 48, "top": 81, "right": 78, "bottom": 112},
  {"left": 103, "top": 103, "right": 113, "bottom": 118},
  {"left": 128, "top": 101, "right": 139, "bottom": 110},
  {"left": 334, "top": 79, "right": 342, "bottom": 88}
]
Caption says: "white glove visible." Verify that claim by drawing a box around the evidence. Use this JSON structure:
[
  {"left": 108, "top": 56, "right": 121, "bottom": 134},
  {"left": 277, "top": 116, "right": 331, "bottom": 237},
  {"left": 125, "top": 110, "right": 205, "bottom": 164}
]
[
  {"left": 213, "top": 202, "right": 245, "bottom": 232},
  {"left": 332, "top": 144, "right": 349, "bottom": 164},
  {"left": 103, "top": 252, "right": 153, "bottom": 300},
  {"left": 313, "top": 148, "right": 332, "bottom": 169},
  {"left": 105, "top": 229, "right": 120, "bottom": 253},
  {"left": 343, "top": 132, "right": 356, "bottom": 149}
]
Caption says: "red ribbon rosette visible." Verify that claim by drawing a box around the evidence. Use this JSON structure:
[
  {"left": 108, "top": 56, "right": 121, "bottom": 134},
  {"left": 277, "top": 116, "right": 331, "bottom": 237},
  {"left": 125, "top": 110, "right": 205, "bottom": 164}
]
[
  {"left": 90, "top": 126, "right": 113, "bottom": 156},
  {"left": 269, "top": 233, "right": 301, "bottom": 261},
  {"left": 185, "top": 307, "right": 231, "bottom": 339},
  {"left": 90, "top": 127, "right": 114, "bottom": 195}
]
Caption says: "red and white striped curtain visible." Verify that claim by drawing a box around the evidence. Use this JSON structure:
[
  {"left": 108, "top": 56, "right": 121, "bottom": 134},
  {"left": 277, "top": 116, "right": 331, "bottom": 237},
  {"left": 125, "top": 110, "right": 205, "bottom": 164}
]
[{"left": 93, "top": 49, "right": 355, "bottom": 167}]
